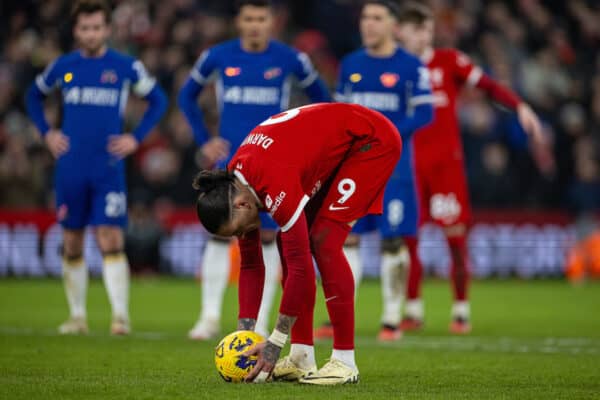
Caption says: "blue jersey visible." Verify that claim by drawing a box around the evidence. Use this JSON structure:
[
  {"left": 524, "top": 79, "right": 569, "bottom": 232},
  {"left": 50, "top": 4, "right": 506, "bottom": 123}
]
[
  {"left": 336, "top": 47, "right": 433, "bottom": 183},
  {"left": 28, "top": 49, "right": 165, "bottom": 170},
  {"left": 26, "top": 49, "right": 167, "bottom": 229},
  {"left": 336, "top": 47, "right": 433, "bottom": 237},
  {"left": 178, "top": 39, "right": 331, "bottom": 152}
]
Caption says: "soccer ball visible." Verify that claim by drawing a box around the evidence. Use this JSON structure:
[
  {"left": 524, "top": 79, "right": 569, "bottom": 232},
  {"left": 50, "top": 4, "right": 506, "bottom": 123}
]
[{"left": 214, "top": 330, "right": 265, "bottom": 382}]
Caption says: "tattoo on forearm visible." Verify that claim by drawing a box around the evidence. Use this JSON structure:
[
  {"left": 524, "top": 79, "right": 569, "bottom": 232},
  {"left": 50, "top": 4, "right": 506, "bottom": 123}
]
[
  {"left": 274, "top": 314, "right": 297, "bottom": 335},
  {"left": 262, "top": 341, "right": 282, "bottom": 365},
  {"left": 237, "top": 318, "right": 256, "bottom": 331}
]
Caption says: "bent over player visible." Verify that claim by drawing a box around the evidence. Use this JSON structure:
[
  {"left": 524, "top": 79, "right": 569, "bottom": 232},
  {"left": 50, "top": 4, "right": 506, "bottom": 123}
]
[
  {"left": 25, "top": 0, "right": 167, "bottom": 335},
  {"left": 178, "top": 0, "right": 330, "bottom": 340},
  {"left": 396, "top": 3, "right": 548, "bottom": 333},
  {"left": 193, "top": 103, "right": 401, "bottom": 384}
]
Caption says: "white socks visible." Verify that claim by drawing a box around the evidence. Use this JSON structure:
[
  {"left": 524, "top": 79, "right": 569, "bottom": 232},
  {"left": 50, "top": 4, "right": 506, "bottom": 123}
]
[
  {"left": 406, "top": 298, "right": 424, "bottom": 320},
  {"left": 200, "top": 240, "right": 231, "bottom": 323},
  {"left": 332, "top": 349, "right": 357, "bottom": 370},
  {"left": 255, "top": 241, "right": 280, "bottom": 337},
  {"left": 102, "top": 253, "right": 130, "bottom": 321},
  {"left": 451, "top": 301, "right": 470, "bottom": 320},
  {"left": 380, "top": 247, "right": 409, "bottom": 326},
  {"left": 62, "top": 257, "right": 88, "bottom": 319},
  {"left": 343, "top": 245, "right": 362, "bottom": 294},
  {"left": 290, "top": 343, "right": 317, "bottom": 370}
]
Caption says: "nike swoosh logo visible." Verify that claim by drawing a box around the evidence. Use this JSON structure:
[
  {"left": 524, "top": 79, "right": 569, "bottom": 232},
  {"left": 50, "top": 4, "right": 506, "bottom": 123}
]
[
  {"left": 325, "top": 295, "right": 338, "bottom": 302},
  {"left": 328, "top": 204, "right": 349, "bottom": 211}
]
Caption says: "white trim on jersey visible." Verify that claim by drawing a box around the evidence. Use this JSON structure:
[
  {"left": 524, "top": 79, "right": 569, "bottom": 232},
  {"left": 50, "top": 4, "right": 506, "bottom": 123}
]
[
  {"left": 119, "top": 80, "right": 130, "bottom": 117},
  {"left": 35, "top": 75, "right": 52, "bottom": 95},
  {"left": 298, "top": 71, "right": 318, "bottom": 88},
  {"left": 280, "top": 76, "right": 292, "bottom": 110},
  {"left": 215, "top": 76, "right": 224, "bottom": 114},
  {"left": 409, "top": 94, "right": 437, "bottom": 107},
  {"left": 233, "top": 170, "right": 262, "bottom": 207},
  {"left": 281, "top": 195, "right": 310, "bottom": 233},
  {"left": 191, "top": 69, "right": 208, "bottom": 85},
  {"left": 466, "top": 66, "right": 483, "bottom": 87}
]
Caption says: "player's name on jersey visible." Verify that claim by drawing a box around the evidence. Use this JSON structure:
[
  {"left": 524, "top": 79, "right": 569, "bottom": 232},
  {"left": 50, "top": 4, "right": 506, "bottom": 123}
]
[
  {"left": 240, "top": 133, "right": 274, "bottom": 149},
  {"left": 63, "top": 86, "right": 120, "bottom": 106},
  {"left": 223, "top": 86, "right": 280, "bottom": 105},
  {"left": 347, "top": 92, "right": 399, "bottom": 112}
]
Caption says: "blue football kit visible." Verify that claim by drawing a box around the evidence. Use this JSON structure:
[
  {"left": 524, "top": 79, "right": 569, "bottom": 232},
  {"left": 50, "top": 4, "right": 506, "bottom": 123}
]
[
  {"left": 336, "top": 47, "right": 434, "bottom": 238},
  {"left": 26, "top": 49, "right": 167, "bottom": 229},
  {"left": 178, "top": 39, "right": 331, "bottom": 229}
]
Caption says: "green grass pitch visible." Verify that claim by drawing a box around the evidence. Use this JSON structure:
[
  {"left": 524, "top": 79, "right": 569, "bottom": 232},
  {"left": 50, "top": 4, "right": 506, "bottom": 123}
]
[{"left": 1, "top": 278, "right": 599, "bottom": 399}]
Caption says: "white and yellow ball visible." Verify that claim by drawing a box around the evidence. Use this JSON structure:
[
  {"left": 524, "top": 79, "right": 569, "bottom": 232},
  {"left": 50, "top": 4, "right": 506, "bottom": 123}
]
[{"left": 214, "top": 330, "right": 265, "bottom": 382}]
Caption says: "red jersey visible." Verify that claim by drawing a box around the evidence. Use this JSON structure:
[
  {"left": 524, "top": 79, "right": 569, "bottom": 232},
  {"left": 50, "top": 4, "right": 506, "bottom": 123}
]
[
  {"left": 414, "top": 48, "right": 482, "bottom": 163},
  {"left": 228, "top": 102, "right": 397, "bottom": 232}
]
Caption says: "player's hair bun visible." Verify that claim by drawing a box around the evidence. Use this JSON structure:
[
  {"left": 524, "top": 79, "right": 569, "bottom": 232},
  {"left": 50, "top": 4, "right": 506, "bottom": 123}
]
[{"left": 192, "top": 170, "right": 235, "bottom": 195}]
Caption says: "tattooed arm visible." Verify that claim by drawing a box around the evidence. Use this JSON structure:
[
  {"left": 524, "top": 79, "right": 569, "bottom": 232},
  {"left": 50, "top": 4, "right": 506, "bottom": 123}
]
[{"left": 243, "top": 314, "right": 297, "bottom": 382}]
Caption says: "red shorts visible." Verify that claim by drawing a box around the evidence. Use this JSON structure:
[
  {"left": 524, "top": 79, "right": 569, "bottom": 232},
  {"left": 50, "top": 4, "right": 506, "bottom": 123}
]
[
  {"left": 415, "top": 153, "right": 471, "bottom": 227},
  {"left": 305, "top": 113, "right": 402, "bottom": 226}
]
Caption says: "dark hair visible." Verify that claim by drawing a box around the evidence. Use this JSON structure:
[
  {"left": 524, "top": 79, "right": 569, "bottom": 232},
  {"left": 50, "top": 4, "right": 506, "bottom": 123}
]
[
  {"left": 363, "top": 0, "right": 400, "bottom": 19},
  {"left": 71, "top": 0, "right": 111, "bottom": 24},
  {"left": 192, "top": 170, "right": 236, "bottom": 234},
  {"left": 235, "top": 0, "right": 272, "bottom": 12},
  {"left": 397, "top": 2, "right": 433, "bottom": 25}
]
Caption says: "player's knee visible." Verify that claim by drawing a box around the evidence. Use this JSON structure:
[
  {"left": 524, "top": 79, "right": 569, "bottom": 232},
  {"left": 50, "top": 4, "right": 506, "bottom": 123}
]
[
  {"left": 96, "top": 226, "right": 124, "bottom": 253},
  {"left": 62, "top": 230, "right": 85, "bottom": 258},
  {"left": 344, "top": 233, "right": 360, "bottom": 248},
  {"left": 382, "top": 236, "right": 404, "bottom": 254},
  {"left": 444, "top": 223, "right": 466, "bottom": 239}
]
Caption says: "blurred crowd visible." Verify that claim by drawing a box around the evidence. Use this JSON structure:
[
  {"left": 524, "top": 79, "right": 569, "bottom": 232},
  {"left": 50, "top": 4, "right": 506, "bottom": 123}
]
[{"left": 1, "top": 0, "right": 599, "bottom": 216}]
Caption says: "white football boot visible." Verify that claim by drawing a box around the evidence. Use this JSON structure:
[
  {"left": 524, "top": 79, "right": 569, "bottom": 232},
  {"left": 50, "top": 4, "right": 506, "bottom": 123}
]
[
  {"left": 110, "top": 317, "right": 131, "bottom": 335},
  {"left": 299, "top": 358, "right": 359, "bottom": 385},
  {"left": 58, "top": 317, "right": 88, "bottom": 335},
  {"left": 188, "top": 317, "right": 219, "bottom": 340},
  {"left": 272, "top": 356, "right": 317, "bottom": 381}
]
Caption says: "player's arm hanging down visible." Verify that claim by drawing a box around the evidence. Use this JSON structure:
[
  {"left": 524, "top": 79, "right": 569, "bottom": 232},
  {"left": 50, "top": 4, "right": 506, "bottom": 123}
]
[{"left": 242, "top": 212, "right": 314, "bottom": 382}]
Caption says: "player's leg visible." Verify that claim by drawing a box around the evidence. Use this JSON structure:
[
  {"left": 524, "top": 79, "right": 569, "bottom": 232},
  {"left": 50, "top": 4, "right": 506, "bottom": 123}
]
[
  {"left": 255, "top": 215, "right": 281, "bottom": 337},
  {"left": 60, "top": 228, "right": 89, "bottom": 334},
  {"left": 377, "top": 180, "right": 419, "bottom": 341},
  {"left": 95, "top": 225, "right": 130, "bottom": 335},
  {"left": 189, "top": 236, "right": 231, "bottom": 340},
  {"left": 55, "top": 172, "right": 90, "bottom": 334},
  {"left": 91, "top": 173, "right": 131, "bottom": 335},
  {"left": 401, "top": 161, "right": 430, "bottom": 331},
  {"left": 427, "top": 158, "right": 472, "bottom": 333}
]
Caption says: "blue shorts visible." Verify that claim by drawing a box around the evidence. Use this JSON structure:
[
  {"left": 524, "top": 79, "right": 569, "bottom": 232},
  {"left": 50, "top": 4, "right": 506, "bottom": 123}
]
[
  {"left": 260, "top": 212, "right": 278, "bottom": 231},
  {"left": 352, "top": 179, "right": 419, "bottom": 238},
  {"left": 55, "top": 165, "right": 127, "bottom": 229}
]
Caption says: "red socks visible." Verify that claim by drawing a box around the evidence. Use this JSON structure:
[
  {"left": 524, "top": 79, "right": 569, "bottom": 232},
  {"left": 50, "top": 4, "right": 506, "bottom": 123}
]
[
  {"left": 448, "top": 235, "right": 469, "bottom": 301},
  {"left": 310, "top": 217, "right": 354, "bottom": 350}
]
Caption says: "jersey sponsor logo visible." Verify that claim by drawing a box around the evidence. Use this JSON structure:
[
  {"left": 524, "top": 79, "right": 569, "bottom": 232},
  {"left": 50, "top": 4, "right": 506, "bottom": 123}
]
[
  {"left": 348, "top": 92, "right": 399, "bottom": 111},
  {"left": 101, "top": 69, "right": 118, "bottom": 84},
  {"left": 63, "top": 86, "right": 120, "bottom": 106},
  {"left": 431, "top": 91, "right": 449, "bottom": 107},
  {"left": 269, "top": 191, "right": 286, "bottom": 215},
  {"left": 380, "top": 73, "right": 399, "bottom": 88},
  {"left": 417, "top": 67, "right": 431, "bottom": 90},
  {"left": 430, "top": 68, "right": 444, "bottom": 88},
  {"left": 224, "top": 67, "right": 241, "bottom": 77},
  {"left": 240, "top": 132, "right": 274, "bottom": 149},
  {"left": 349, "top": 73, "right": 362, "bottom": 83},
  {"left": 264, "top": 67, "right": 282, "bottom": 80},
  {"left": 223, "top": 86, "right": 280, "bottom": 105},
  {"left": 64, "top": 72, "right": 73, "bottom": 83}
]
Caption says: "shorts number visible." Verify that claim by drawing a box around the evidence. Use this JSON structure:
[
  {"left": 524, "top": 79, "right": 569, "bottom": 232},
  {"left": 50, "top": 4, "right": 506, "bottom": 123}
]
[
  {"left": 105, "top": 192, "right": 126, "bottom": 218},
  {"left": 337, "top": 178, "right": 356, "bottom": 204},
  {"left": 387, "top": 199, "right": 404, "bottom": 227}
]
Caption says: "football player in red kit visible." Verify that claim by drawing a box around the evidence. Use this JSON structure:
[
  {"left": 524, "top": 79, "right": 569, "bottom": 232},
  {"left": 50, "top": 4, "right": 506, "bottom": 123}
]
[
  {"left": 193, "top": 103, "right": 401, "bottom": 384},
  {"left": 396, "top": 3, "right": 549, "bottom": 333}
]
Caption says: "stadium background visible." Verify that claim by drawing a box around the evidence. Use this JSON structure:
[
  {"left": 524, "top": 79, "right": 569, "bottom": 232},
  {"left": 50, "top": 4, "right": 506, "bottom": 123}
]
[{"left": 0, "top": 0, "right": 599, "bottom": 279}]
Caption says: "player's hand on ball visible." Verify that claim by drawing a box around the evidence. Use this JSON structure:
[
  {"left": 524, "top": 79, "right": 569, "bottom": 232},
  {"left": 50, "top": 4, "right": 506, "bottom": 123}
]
[
  {"left": 243, "top": 340, "right": 281, "bottom": 383},
  {"left": 108, "top": 134, "right": 139, "bottom": 159},
  {"left": 45, "top": 129, "right": 70, "bottom": 158}
]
